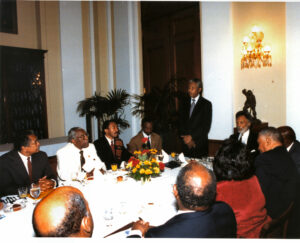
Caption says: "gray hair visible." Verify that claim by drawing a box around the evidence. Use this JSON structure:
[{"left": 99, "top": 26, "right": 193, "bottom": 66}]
[
  {"left": 259, "top": 127, "right": 283, "bottom": 143},
  {"left": 67, "top": 127, "right": 81, "bottom": 142},
  {"left": 189, "top": 78, "right": 203, "bottom": 90}
]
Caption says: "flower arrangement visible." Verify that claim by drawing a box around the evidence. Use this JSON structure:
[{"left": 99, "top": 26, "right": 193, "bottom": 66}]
[
  {"left": 126, "top": 149, "right": 165, "bottom": 181},
  {"left": 141, "top": 137, "right": 150, "bottom": 149}
]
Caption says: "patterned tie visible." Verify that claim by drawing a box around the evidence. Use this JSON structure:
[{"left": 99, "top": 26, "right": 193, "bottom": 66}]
[
  {"left": 79, "top": 150, "right": 85, "bottom": 170},
  {"left": 147, "top": 136, "right": 151, "bottom": 148},
  {"left": 189, "top": 98, "right": 196, "bottom": 118},
  {"left": 111, "top": 140, "right": 115, "bottom": 156},
  {"left": 27, "top": 157, "right": 32, "bottom": 182}
]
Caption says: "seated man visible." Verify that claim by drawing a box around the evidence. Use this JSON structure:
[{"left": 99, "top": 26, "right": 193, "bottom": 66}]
[
  {"left": 0, "top": 130, "right": 57, "bottom": 196},
  {"left": 94, "top": 120, "right": 131, "bottom": 170},
  {"left": 56, "top": 127, "right": 106, "bottom": 183},
  {"left": 128, "top": 118, "right": 162, "bottom": 153},
  {"left": 255, "top": 127, "right": 298, "bottom": 219},
  {"left": 278, "top": 126, "right": 300, "bottom": 174},
  {"left": 130, "top": 163, "right": 237, "bottom": 238},
  {"left": 32, "top": 186, "right": 93, "bottom": 237},
  {"left": 229, "top": 110, "right": 258, "bottom": 154}
]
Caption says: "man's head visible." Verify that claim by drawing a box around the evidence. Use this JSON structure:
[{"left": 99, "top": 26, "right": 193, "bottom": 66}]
[
  {"left": 173, "top": 162, "right": 216, "bottom": 211},
  {"left": 188, "top": 78, "right": 202, "bottom": 98},
  {"left": 103, "top": 120, "right": 119, "bottom": 139},
  {"left": 141, "top": 118, "right": 153, "bottom": 136},
  {"left": 68, "top": 127, "right": 89, "bottom": 150},
  {"left": 14, "top": 130, "right": 40, "bottom": 156},
  {"left": 32, "top": 186, "right": 93, "bottom": 237},
  {"left": 257, "top": 127, "right": 283, "bottom": 153},
  {"left": 235, "top": 111, "right": 252, "bottom": 134},
  {"left": 277, "top": 126, "right": 296, "bottom": 148}
]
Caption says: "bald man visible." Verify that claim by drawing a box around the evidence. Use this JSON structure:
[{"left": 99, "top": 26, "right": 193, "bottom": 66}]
[
  {"left": 32, "top": 186, "right": 93, "bottom": 237},
  {"left": 130, "top": 163, "right": 237, "bottom": 238}
]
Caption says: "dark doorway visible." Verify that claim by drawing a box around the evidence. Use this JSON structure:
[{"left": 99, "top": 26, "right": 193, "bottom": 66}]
[{"left": 141, "top": 1, "right": 201, "bottom": 93}]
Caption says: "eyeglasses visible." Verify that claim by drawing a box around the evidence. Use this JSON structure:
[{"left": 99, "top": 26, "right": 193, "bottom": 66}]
[{"left": 76, "top": 134, "right": 89, "bottom": 140}]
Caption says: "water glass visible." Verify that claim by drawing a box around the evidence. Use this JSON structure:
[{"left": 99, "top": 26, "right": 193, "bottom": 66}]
[
  {"left": 18, "top": 187, "right": 28, "bottom": 200},
  {"left": 104, "top": 208, "right": 114, "bottom": 227},
  {"left": 30, "top": 183, "right": 41, "bottom": 205}
]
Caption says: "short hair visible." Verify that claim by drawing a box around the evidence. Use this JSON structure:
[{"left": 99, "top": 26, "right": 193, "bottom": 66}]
[
  {"left": 13, "top": 130, "right": 35, "bottom": 151},
  {"left": 213, "top": 139, "right": 254, "bottom": 181},
  {"left": 235, "top": 110, "right": 252, "bottom": 122},
  {"left": 67, "top": 127, "right": 81, "bottom": 142},
  {"left": 141, "top": 117, "right": 153, "bottom": 127},
  {"left": 33, "top": 192, "right": 88, "bottom": 237},
  {"left": 176, "top": 164, "right": 216, "bottom": 209},
  {"left": 277, "top": 126, "right": 296, "bottom": 144},
  {"left": 259, "top": 126, "right": 283, "bottom": 144},
  {"left": 189, "top": 78, "right": 203, "bottom": 90},
  {"left": 102, "top": 120, "right": 116, "bottom": 134}
]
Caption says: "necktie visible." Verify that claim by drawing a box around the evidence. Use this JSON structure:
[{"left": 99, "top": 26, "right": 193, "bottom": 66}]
[
  {"left": 147, "top": 136, "right": 151, "bottom": 148},
  {"left": 111, "top": 140, "right": 115, "bottom": 156},
  {"left": 79, "top": 150, "right": 85, "bottom": 170},
  {"left": 239, "top": 133, "right": 243, "bottom": 142},
  {"left": 27, "top": 157, "right": 32, "bottom": 182},
  {"left": 189, "top": 98, "right": 196, "bottom": 118}
]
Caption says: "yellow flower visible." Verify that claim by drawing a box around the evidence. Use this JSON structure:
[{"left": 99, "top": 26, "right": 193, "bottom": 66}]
[
  {"left": 126, "top": 162, "right": 132, "bottom": 168},
  {"left": 151, "top": 158, "right": 156, "bottom": 162},
  {"left": 139, "top": 161, "right": 142, "bottom": 165},
  {"left": 134, "top": 151, "right": 141, "bottom": 155},
  {"left": 139, "top": 168, "right": 145, "bottom": 174},
  {"left": 145, "top": 169, "right": 153, "bottom": 175},
  {"left": 144, "top": 160, "right": 150, "bottom": 166},
  {"left": 171, "top": 152, "right": 176, "bottom": 158},
  {"left": 154, "top": 167, "right": 160, "bottom": 173},
  {"left": 132, "top": 168, "right": 137, "bottom": 173},
  {"left": 136, "top": 164, "right": 140, "bottom": 169}
]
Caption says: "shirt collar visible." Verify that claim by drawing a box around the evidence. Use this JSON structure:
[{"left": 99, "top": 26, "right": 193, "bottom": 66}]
[
  {"left": 191, "top": 95, "right": 200, "bottom": 104},
  {"left": 105, "top": 136, "right": 113, "bottom": 145},
  {"left": 287, "top": 142, "right": 294, "bottom": 152},
  {"left": 18, "top": 151, "right": 31, "bottom": 163},
  {"left": 177, "top": 209, "right": 195, "bottom": 215},
  {"left": 142, "top": 131, "right": 151, "bottom": 138}
]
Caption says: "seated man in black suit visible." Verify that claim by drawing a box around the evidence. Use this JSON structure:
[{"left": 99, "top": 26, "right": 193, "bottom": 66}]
[
  {"left": 255, "top": 127, "right": 298, "bottom": 219},
  {"left": 229, "top": 110, "right": 258, "bottom": 155},
  {"left": 32, "top": 186, "right": 93, "bottom": 237},
  {"left": 179, "top": 78, "right": 212, "bottom": 158},
  {"left": 94, "top": 120, "right": 131, "bottom": 170},
  {"left": 0, "top": 130, "right": 57, "bottom": 196},
  {"left": 129, "top": 162, "right": 237, "bottom": 238}
]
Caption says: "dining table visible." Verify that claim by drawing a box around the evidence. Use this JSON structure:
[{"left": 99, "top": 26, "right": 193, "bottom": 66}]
[{"left": 0, "top": 157, "right": 213, "bottom": 238}]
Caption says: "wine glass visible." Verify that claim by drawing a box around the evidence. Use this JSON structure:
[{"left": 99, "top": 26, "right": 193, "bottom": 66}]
[
  {"left": 103, "top": 208, "right": 114, "bottom": 227},
  {"left": 30, "top": 183, "right": 41, "bottom": 205}
]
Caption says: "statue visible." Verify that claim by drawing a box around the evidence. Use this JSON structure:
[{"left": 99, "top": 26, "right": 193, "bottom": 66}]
[{"left": 242, "top": 89, "right": 261, "bottom": 124}]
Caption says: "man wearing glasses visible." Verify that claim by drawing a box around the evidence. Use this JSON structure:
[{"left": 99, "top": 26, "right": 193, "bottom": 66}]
[{"left": 56, "top": 127, "right": 106, "bottom": 183}]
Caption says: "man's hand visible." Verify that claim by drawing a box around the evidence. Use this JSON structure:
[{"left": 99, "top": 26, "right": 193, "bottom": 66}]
[
  {"left": 132, "top": 220, "right": 150, "bottom": 237},
  {"left": 38, "top": 176, "right": 55, "bottom": 192}
]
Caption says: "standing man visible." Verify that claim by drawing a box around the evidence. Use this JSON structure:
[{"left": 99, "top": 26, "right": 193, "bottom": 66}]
[
  {"left": 179, "top": 78, "right": 212, "bottom": 158},
  {"left": 255, "top": 127, "right": 298, "bottom": 219},
  {"left": 56, "top": 127, "right": 106, "bottom": 183},
  {"left": 229, "top": 111, "right": 258, "bottom": 154},
  {"left": 0, "top": 130, "right": 57, "bottom": 196},
  {"left": 94, "top": 120, "right": 131, "bottom": 170},
  {"left": 128, "top": 118, "right": 162, "bottom": 153}
]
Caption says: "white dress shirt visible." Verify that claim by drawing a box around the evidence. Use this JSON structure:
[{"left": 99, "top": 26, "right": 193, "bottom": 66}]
[
  {"left": 18, "top": 152, "right": 31, "bottom": 174},
  {"left": 191, "top": 94, "right": 200, "bottom": 104},
  {"left": 239, "top": 129, "right": 250, "bottom": 145},
  {"left": 142, "top": 131, "right": 151, "bottom": 144},
  {"left": 56, "top": 143, "right": 106, "bottom": 182},
  {"left": 287, "top": 142, "right": 294, "bottom": 152}
]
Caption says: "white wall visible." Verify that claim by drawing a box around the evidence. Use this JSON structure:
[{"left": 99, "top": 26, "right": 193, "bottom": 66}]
[
  {"left": 113, "top": 2, "right": 142, "bottom": 144},
  {"left": 59, "top": 1, "right": 86, "bottom": 134},
  {"left": 286, "top": 3, "right": 300, "bottom": 138},
  {"left": 200, "top": 2, "right": 234, "bottom": 140}
]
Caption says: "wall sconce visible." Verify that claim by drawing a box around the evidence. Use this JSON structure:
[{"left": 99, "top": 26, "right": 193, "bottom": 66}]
[{"left": 241, "top": 26, "right": 272, "bottom": 69}]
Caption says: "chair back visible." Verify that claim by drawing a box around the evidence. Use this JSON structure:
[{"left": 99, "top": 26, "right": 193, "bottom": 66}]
[{"left": 260, "top": 201, "right": 294, "bottom": 238}]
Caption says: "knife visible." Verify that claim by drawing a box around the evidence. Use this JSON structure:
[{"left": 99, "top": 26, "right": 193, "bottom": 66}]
[{"left": 104, "top": 221, "right": 134, "bottom": 238}]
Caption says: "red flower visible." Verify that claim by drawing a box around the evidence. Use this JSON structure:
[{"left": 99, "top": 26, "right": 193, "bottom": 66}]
[
  {"left": 142, "top": 149, "right": 149, "bottom": 154},
  {"left": 159, "top": 162, "right": 165, "bottom": 171},
  {"left": 128, "top": 156, "right": 135, "bottom": 162},
  {"left": 132, "top": 159, "right": 139, "bottom": 167},
  {"left": 142, "top": 137, "right": 148, "bottom": 144}
]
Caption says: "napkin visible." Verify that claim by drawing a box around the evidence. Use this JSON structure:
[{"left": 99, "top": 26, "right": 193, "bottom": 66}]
[
  {"left": 161, "top": 149, "right": 169, "bottom": 163},
  {"left": 178, "top": 153, "right": 188, "bottom": 165},
  {"left": 120, "top": 161, "right": 126, "bottom": 169}
]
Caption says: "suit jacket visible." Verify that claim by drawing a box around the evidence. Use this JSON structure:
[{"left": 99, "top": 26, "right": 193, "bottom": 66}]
[
  {"left": 289, "top": 140, "right": 300, "bottom": 175},
  {"left": 128, "top": 131, "right": 162, "bottom": 153},
  {"left": 0, "top": 150, "right": 57, "bottom": 196},
  {"left": 255, "top": 146, "right": 298, "bottom": 218},
  {"left": 229, "top": 129, "right": 259, "bottom": 155},
  {"left": 94, "top": 137, "right": 131, "bottom": 169},
  {"left": 144, "top": 202, "right": 236, "bottom": 238},
  {"left": 179, "top": 96, "right": 212, "bottom": 158},
  {"left": 56, "top": 143, "right": 106, "bottom": 182}
]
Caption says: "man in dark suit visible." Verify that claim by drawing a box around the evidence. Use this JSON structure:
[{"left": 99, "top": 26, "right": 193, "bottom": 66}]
[
  {"left": 94, "top": 120, "right": 131, "bottom": 170},
  {"left": 179, "top": 78, "right": 212, "bottom": 158},
  {"left": 229, "top": 110, "right": 258, "bottom": 155},
  {"left": 0, "top": 130, "right": 57, "bottom": 197},
  {"left": 255, "top": 127, "right": 298, "bottom": 219},
  {"left": 129, "top": 162, "right": 236, "bottom": 238},
  {"left": 128, "top": 117, "right": 162, "bottom": 153}
]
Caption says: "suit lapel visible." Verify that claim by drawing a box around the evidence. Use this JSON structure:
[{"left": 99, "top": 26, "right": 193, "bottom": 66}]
[
  {"left": 11, "top": 151, "right": 31, "bottom": 184},
  {"left": 189, "top": 97, "right": 202, "bottom": 120}
]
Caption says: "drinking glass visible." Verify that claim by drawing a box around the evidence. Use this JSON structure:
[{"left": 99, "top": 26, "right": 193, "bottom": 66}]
[
  {"left": 30, "top": 183, "right": 41, "bottom": 205},
  {"left": 103, "top": 208, "right": 114, "bottom": 227},
  {"left": 18, "top": 187, "right": 28, "bottom": 200},
  {"left": 111, "top": 163, "right": 118, "bottom": 172}
]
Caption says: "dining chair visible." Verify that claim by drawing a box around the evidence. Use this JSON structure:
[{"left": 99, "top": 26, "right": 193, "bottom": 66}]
[{"left": 260, "top": 201, "right": 294, "bottom": 238}]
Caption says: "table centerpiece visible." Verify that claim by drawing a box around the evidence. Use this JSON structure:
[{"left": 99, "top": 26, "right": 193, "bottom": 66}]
[{"left": 126, "top": 149, "right": 165, "bottom": 182}]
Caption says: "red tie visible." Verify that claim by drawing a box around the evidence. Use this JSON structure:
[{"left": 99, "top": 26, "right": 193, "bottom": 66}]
[
  {"left": 27, "top": 157, "right": 32, "bottom": 182},
  {"left": 111, "top": 140, "right": 115, "bottom": 156}
]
